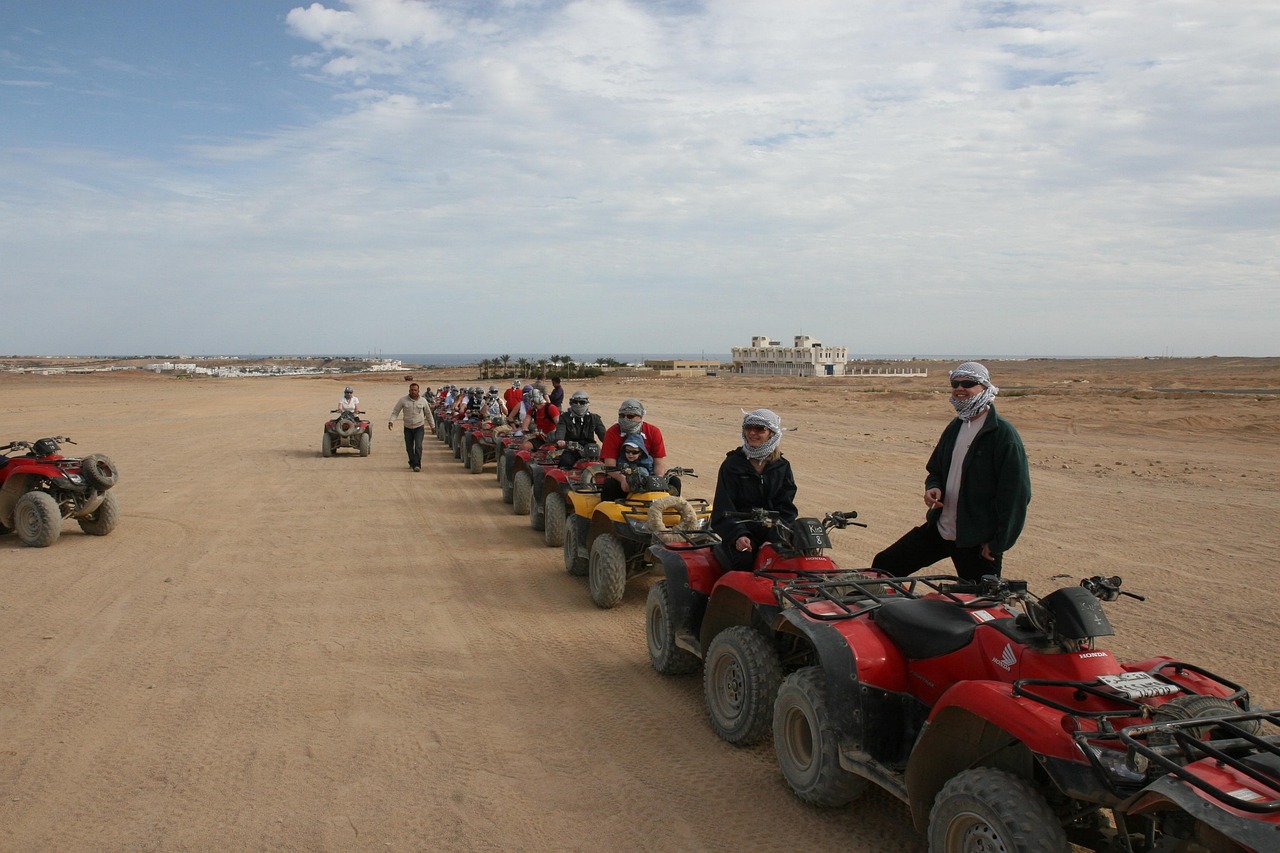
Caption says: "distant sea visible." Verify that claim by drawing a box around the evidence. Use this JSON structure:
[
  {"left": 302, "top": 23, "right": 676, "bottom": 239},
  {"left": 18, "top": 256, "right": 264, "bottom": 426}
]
[{"left": 329, "top": 353, "right": 1069, "bottom": 366}]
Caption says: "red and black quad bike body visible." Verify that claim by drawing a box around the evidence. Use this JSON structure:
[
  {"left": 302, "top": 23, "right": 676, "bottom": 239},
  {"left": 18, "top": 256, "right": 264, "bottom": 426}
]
[
  {"left": 768, "top": 572, "right": 1280, "bottom": 852},
  {"left": 536, "top": 441, "right": 602, "bottom": 548},
  {"left": 510, "top": 439, "right": 562, "bottom": 531},
  {"left": 646, "top": 508, "right": 870, "bottom": 746},
  {"left": 562, "top": 465, "right": 708, "bottom": 609},
  {"left": 495, "top": 429, "right": 527, "bottom": 501},
  {"left": 450, "top": 412, "right": 480, "bottom": 461},
  {"left": 322, "top": 409, "right": 371, "bottom": 457},
  {"left": 0, "top": 436, "right": 120, "bottom": 547},
  {"left": 433, "top": 403, "right": 455, "bottom": 443},
  {"left": 464, "top": 418, "right": 510, "bottom": 475}
]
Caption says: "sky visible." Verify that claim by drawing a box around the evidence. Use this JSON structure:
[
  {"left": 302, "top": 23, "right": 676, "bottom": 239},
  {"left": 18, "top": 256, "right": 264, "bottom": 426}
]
[{"left": 2, "top": 0, "right": 1278, "bottom": 358}]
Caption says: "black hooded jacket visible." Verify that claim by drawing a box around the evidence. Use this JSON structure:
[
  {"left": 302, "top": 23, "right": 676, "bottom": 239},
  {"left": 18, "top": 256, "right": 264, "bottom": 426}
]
[{"left": 710, "top": 448, "right": 798, "bottom": 544}]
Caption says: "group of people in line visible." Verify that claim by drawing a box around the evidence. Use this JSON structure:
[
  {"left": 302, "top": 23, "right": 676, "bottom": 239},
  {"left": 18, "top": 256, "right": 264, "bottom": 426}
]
[{"left": 366, "top": 360, "right": 1031, "bottom": 579}]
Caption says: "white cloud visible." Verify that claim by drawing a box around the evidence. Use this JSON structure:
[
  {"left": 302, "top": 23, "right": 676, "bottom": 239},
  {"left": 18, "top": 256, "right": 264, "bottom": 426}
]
[{"left": 1, "top": 0, "right": 1277, "bottom": 355}]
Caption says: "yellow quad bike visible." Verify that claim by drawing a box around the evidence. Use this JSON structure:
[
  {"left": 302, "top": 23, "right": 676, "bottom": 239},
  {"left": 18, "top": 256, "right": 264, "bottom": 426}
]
[{"left": 563, "top": 465, "right": 709, "bottom": 609}]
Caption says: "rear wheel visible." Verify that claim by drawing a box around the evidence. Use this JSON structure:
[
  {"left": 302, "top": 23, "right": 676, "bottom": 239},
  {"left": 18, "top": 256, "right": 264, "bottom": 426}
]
[
  {"left": 512, "top": 470, "right": 532, "bottom": 516},
  {"left": 564, "top": 517, "right": 588, "bottom": 576},
  {"left": 499, "top": 454, "right": 514, "bottom": 503},
  {"left": 469, "top": 443, "right": 485, "bottom": 474},
  {"left": 544, "top": 494, "right": 566, "bottom": 547},
  {"left": 647, "top": 580, "right": 700, "bottom": 675},
  {"left": 460, "top": 434, "right": 472, "bottom": 464},
  {"left": 358, "top": 432, "right": 371, "bottom": 457},
  {"left": 704, "top": 626, "right": 783, "bottom": 745},
  {"left": 321, "top": 432, "right": 333, "bottom": 457},
  {"left": 928, "top": 767, "right": 1069, "bottom": 853},
  {"left": 15, "top": 491, "right": 61, "bottom": 547},
  {"left": 774, "top": 667, "right": 868, "bottom": 806},
  {"left": 588, "top": 534, "right": 627, "bottom": 608},
  {"left": 77, "top": 490, "right": 120, "bottom": 537},
  {"left": 79, "top": 453, "right": 119, "bottom": 490},
  {"left": 451, "top": 428, "right": 462, "bottom": 459},
  {"left": 529, "top": 487, "right": 545, "bottom": 531}
]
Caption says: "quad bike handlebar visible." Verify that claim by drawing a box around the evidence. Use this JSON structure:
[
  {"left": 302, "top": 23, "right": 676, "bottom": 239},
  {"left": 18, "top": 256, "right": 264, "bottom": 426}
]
[
  {"left": 330, "top": 409, "right": 366, "bottom": 415},
  {"left": 722, "top": 507, "right": 866, "bottom": 531},
  {"left": 1, "top": 436, "right": 76, "bottom": 454}
]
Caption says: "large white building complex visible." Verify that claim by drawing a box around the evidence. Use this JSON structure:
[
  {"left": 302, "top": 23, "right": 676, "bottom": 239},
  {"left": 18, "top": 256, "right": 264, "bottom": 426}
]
[{"left": 731, "top": 335, "right": 849, "bottom": 376}]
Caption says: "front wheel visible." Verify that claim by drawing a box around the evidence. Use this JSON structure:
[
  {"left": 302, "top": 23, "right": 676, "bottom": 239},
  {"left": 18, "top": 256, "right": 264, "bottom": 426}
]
[
  {"left": 543, "top": 494, "right": 566, "bottom": 547},
  {"left": 703, "top": 626, "right": 783, "bottom": 745},
  {"left": 321, "top": 432, "right": 333, "bottom": 457},
  {"left": 928, "top": 768, "right": 1069, "bottom": 853},
  {"left": 774, "top": 667, "right": 868, "bottom": 806},
  {"left": 499, "top": 454, "right": 514, "bottom": 503},
  {"left": 512, "top": 470, "right": 532, "bottom": 516},
  {"left": 529, "top": 486, "right": 545, "bottom": 531},
  {"left": 358, "top": 432, "right": 371, "bottom": 457},
  {"left": 460, "top": 434, "right": 472, "bottom": 464},
  {"left": 77, "top": 490, "right": 120, "bottom": 537},
  {"left": 469, "top": 443, "right": 485, "bottom": 474},
  {"left": 15, "top": 491, "right": 62, "bottom": 547},
  {"left": 588, "top": 534, "right": 627, "bottom": 609},
  {"left": 647, "top": 580, "right": 700, "bottom": 675}
]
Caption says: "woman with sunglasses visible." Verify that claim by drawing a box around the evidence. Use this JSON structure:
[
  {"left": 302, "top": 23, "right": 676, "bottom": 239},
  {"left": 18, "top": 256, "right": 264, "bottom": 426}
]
[
  {"left": 871, "top": 361, "right": 1031, "bottom": 581},
  {"left": 709, "top": 408, "right": 798, "bottom": 572}
]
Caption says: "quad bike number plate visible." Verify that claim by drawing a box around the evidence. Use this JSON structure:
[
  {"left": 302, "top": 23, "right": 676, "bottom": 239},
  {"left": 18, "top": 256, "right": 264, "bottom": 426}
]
[{"left": 1097, "top": 672, "right": 1181, "bottom": 700}]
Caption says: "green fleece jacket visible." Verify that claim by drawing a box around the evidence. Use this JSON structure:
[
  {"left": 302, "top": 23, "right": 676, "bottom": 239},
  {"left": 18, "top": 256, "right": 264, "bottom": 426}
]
[{"left": 923, "top": 405, "right": 1031, "bottom": 553}]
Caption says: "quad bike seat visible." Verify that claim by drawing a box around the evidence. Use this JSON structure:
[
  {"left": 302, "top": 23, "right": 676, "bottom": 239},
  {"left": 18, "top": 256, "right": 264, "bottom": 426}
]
[{"left": 873, "top": 597, "right": 976, "bottom": 660}]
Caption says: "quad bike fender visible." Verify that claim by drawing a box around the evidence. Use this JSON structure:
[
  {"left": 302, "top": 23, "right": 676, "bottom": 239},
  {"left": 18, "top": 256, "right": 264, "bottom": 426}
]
[
  {"left": 697, "top": 583, "right": 782, "bottom": 654},
  {"left": 1118, "top": 768, "right": 1280, "bottom": 851},
  {"left": 649, "top": 548, "right": 707, "bottom": 653},
  {"left": 0, "top": 473, "right": 40, "bottom": 526},
  {"left": 905, "top": 681, "right": 1088, "bottom": 831},
  {"left": 777, "top": 609, "right": 869, "bottom": 737},
  {"left": 566, "top": 490, "right": 600, "bottom": 520}
]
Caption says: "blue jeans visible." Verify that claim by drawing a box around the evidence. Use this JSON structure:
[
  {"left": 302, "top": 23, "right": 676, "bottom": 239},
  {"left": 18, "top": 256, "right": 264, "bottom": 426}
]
[{"left": 403, "top": 426, "right": 424, "bottom": 468}]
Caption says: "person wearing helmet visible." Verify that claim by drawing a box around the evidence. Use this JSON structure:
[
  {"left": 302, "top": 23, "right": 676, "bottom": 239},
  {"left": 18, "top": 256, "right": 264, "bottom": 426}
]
[
  {"left": 480, "top": 385, "right": 507, "bottom": 421},
  {"left": 710, "top": 408, "right": 798, "bottom": 571},
  {"left": 388, "top": 382, "right": 436, "bottom": 472},
  {"left": 518, "top": 388, "right": 560, "bottom": 451},
  {"left": 599, "top": 398, "right": 667, "bottom": 500},
  {"left": 338, "top": 385, "right": 360, "bottom": 414},
  {"left": 553, "top": 390, "right": 606, "bottom": 468}
]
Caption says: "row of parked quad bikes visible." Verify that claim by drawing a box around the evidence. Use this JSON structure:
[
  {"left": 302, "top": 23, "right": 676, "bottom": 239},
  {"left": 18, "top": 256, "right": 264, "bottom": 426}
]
[{"left": 432, "top": 402, "right": 1280, "bottom": 853}]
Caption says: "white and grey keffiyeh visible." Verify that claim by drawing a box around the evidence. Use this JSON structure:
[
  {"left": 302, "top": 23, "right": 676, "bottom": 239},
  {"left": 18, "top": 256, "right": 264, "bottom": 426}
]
[
  {"left": 949, "top": 362, "right": 999, "bottom": 421},
  {"left": 741, "top": 408, "right": 783, "bottom": 460}
]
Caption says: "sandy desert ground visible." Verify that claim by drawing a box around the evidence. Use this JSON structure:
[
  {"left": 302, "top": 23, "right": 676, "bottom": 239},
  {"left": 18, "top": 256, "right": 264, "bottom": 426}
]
[{"left": 1, "top": 358, "right": 1277, "bottom": 852}]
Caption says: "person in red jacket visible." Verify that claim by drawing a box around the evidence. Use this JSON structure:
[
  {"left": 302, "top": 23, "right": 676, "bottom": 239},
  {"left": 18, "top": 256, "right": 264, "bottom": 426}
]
[
  {"left": 518, "top": 388, "right": 560, "bottom": 451},
  {"left": 599, "top": 398, "right": 667, "bottom": 500}
]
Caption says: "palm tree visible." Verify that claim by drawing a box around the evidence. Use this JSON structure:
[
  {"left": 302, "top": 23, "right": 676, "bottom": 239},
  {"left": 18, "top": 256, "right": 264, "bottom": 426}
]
[
  {"left": 516, "top": 357, "right": 530, "bottom": 378},
  {"left": 499, "top": 354, "right": 511, "bottom": 378},
  {"left": 478, "top": 358, "right": 491, "bottom": 380}
]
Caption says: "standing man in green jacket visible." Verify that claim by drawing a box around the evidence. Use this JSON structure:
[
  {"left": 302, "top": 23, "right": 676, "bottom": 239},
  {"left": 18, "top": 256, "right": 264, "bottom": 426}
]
[{"left": 872, "top": 361, "right": 1030, "bottom": 580}]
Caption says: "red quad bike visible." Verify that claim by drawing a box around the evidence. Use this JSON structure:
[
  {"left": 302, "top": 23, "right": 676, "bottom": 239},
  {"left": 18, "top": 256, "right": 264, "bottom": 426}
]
[
  {"left": 536, "top": 441, "right": 602, "bottom": 548},
  {"left": 496, "top": 429, "right": 527, "bottom": 502},
  {"left": 767, "top": 572, "right": 1280, "bottom": 852},
  {"left": 506, "top": 434, "right": 552, "bottom": 520},
  {"left": 646, "top": 507, "right": 869, "bottom": 746},
  {"left": 0, "top": 436, "right": 120, "bottom": 547},
  {"left": 465, "top": 418, "right": 509, "bottom": 476},
  {"left": 322, "top": 409, "right": 371, "bottom": 457}
]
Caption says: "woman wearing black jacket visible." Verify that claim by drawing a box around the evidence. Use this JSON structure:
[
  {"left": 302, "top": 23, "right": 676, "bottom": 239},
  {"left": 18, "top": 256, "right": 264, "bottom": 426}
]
[{"left": 710, "top": 408, "right": 798, "bottom": 571}]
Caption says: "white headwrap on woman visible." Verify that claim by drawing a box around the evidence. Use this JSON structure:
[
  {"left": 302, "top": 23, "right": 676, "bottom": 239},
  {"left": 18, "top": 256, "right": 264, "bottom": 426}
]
[
  {"left": 740, "top": 408, "right": 783, "bottom": 460},
  {"left": 949, "top": 362, "right": 999, "bottom": 421}
]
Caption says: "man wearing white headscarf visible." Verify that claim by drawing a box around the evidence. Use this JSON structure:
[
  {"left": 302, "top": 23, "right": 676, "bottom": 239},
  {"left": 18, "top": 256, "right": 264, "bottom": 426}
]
[
  {"left": 599, "top": 398, "right": 668, "bottom": 500},
  {"left": 872, "top": 362, "right": 1031, "bottom": 580},
  {"left": 710, "top": 408, "right": 798, "bottom": 571}
]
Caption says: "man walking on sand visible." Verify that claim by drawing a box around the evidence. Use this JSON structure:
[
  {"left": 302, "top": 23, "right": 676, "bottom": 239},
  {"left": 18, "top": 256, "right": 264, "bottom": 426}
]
[
  {"left": 389, "top": 383, "right": 436, "bottom": 472},
  {"left": 872, "top": 361, "right": 1031, "bottom": 581}
]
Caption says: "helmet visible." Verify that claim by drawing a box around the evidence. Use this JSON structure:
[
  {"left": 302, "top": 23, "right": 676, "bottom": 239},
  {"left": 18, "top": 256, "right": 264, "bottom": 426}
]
[
  {"left": 529, "top": 389, "right": 546, "bottom": 406},
  {"left": 488, "top": 385, "right": 498, "bottom": 394},
  {"left": 344, "top": 386, "right": 354, "bottom": 394},
  {"left": 512, "top": 380, "right": 521, "bottom": 389},
  {"left": 618, "top": 398, "right": 645, "bottom": 417},
  {"left": 570, "top": 392, "right": 589, "bottom": 405}
]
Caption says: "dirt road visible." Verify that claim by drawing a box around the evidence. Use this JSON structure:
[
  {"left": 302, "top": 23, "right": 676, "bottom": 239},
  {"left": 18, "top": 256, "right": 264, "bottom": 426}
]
[{"left": 1, "top": 365, "right": 1276, "bottom": 851}]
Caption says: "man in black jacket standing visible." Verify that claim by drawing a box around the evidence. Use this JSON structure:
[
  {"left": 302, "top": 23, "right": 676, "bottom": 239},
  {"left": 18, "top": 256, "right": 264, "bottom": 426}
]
[{"left": 873, "top": 361, "right": 1031, "bottom": 580}]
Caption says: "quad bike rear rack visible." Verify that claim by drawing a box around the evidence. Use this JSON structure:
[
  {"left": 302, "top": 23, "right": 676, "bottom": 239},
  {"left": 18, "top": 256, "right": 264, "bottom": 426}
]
[
  {"left": 1116, "top": 710, "right": 1280, "bottom": 814},
  {"left": 775, "top": 573, "right": 974, "bottom": 620}
]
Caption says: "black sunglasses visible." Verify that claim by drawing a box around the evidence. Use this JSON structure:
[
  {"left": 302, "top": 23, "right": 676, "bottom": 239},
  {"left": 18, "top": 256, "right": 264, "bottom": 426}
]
[{"left": 950, "top": 380, "right": 981, "bottom": 389}]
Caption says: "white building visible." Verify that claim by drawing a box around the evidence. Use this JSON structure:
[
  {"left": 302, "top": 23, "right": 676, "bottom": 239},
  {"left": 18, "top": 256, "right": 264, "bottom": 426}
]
[{"left": 731, "top": 335, "right": 848, "bottom": 377}]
